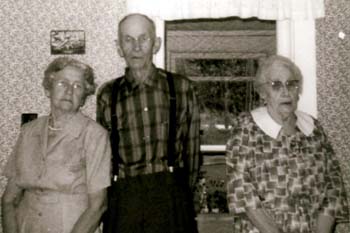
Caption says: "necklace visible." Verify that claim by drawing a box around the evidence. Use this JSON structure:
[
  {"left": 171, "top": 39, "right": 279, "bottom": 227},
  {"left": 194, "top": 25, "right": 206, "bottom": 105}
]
[
  {"left": 48, "top": 115, "right": 63, "bottom": 131},
  {"left": 48, "top": 125, "right": 63, "bottom": 131}
]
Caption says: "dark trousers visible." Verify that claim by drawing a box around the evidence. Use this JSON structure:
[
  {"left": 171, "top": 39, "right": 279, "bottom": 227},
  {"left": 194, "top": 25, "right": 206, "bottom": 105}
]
[{"left": 103, "top": 170, "right": 198, "bottom": 233}]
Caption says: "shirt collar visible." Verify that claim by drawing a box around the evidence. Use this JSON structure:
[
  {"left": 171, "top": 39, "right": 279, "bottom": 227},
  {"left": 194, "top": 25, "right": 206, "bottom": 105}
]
[
  {"left": 124, "top": 65, "right": 157, "bottom": 89},
  {"left": 251, "top": 106, "right": 314, "bottom": 139}
]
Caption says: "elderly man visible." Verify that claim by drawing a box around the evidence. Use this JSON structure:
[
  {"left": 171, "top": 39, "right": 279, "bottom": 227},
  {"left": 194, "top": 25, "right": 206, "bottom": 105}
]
[{"left": 97, "top": 13, "right": 200, "bottom": 233}]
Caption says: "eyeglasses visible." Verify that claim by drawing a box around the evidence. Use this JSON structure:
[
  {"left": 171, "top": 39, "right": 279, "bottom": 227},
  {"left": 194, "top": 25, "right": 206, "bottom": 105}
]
[
  {"left": 263, "top": 80, "right": 300, "bottom": 92},
  {"left": 54, "top": 79, "right": 84, "bottom": 93},
  {"left": 121, "top": 35, "right": 152, "bottom": 47}
]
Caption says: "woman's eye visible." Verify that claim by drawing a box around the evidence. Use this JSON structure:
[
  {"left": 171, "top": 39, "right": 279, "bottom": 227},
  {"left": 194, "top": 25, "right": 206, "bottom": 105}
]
[
  {"left": 73, "top": 83, "right": 83, "bottom": 90},
  {"left": 56, "top": 81, "right": 66, "bottom": 88}
]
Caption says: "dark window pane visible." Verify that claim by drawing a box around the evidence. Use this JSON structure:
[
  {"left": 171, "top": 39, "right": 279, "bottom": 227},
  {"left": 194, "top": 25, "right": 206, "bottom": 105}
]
[
  {"left": 175, "top": 58, "right": 261, "bottom": 145},
  {"left": 176, "top": 58, "right": 259, "bottom": 77}
]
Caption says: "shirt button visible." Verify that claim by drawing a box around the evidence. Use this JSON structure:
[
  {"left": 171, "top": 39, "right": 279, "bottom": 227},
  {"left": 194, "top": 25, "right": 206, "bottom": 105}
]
[
  {"left": 144, "top": 107, "right": 148, "bottom": 112},
  {"left": 38, "top": 212, "right": 42, "bottom": 216}
]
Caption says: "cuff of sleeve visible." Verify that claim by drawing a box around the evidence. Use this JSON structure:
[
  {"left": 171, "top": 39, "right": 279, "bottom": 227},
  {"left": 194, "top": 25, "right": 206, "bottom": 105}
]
[
  {"left": 320, "top": 206, "right": 349, "bottom": 223},
  {"left": 88, "top": 180, "right": 111, "bottom": 194}
]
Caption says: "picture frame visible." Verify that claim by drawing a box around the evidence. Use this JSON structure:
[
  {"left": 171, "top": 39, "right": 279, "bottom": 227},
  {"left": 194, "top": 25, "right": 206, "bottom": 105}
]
[{"left": 50, "top": 30, "right": 85, "bottom": 55}]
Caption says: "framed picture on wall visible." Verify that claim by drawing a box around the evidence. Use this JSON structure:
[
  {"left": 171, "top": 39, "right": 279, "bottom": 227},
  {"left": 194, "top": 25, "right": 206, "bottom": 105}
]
[{"left": 50, "top": 30, "right": 85, "bottom": 55}]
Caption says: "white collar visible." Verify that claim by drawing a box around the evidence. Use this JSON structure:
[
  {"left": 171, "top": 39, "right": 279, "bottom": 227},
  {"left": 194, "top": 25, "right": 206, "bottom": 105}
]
[{"left": 251, "top": 106, "right": 314, "bottom": 139}]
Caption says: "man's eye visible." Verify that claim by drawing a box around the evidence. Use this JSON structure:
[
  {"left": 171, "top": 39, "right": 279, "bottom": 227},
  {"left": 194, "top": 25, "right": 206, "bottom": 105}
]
[
  {"left": 139, "top": 36, "right": 148, "bottom": 43},
  {"left": 124, "top": 37, "right": 133, "bottom": 43}
]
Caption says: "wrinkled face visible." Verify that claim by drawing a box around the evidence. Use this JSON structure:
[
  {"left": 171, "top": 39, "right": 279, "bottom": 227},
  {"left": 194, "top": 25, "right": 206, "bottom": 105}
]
[
  {"left": 117, "top": 15, "right": 161, "bottom": 71},
  {"left": 45, "top": 66, "right": 86, "bottom": 116},
  {"left": 261, "top": 63, "right": 301, "bottom": 123}
]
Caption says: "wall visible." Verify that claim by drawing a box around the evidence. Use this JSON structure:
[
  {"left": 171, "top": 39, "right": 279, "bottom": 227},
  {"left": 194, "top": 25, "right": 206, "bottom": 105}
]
[
  {"left": 1, "top": 0, "right": 350, "bottom": 232},
  {"left": 316, "top": 0, "right": 350, "bottom": 232},
  {"left": 0, "top": 0, "right": 126, "bottom": 230}
]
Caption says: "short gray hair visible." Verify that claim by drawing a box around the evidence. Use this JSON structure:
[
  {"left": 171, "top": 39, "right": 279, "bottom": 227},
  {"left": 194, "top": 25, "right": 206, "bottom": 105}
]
[
  {"left": 43, "top": 57, "right": 96, "bottom": 98},
  {"left": 118, "top": 13, "right": 156, "bottom": 40},
  {"left": 254, "top": 55, "right": 303, "bottom": 95}
]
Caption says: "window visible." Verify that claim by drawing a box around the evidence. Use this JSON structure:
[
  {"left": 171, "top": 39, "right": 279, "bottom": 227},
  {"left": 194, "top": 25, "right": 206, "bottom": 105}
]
[
  {"left": 176, "top": 56, "right": 261, "bottom": 147},
  {"left": 165, "top": 17, "right": 276, "bottom": 222},
  {"left": 166, "top": 17, "right": 276, "bottom": 152}
]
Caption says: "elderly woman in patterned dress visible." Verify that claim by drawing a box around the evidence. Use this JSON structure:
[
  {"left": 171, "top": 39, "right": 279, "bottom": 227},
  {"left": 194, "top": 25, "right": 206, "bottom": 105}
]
[
  {"left": 2, "top": 57, "right": 111, "bottom": 233},
  {"left": 226, "top": 55, "right": 349, "bottom": 233}
]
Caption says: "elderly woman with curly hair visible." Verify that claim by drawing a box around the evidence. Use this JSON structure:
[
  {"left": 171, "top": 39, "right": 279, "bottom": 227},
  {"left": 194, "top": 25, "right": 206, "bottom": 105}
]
[
  {"left": 226, "top": 55, "right": 349, "bottom": 233},
  {"left": 2, "top": 57, "right": 111, "bottom": 233}
]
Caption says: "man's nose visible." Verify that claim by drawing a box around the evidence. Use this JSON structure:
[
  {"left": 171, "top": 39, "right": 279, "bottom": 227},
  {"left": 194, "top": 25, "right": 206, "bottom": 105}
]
[{"left": 133, "top": 39, "right": 141, "bottom": 51}]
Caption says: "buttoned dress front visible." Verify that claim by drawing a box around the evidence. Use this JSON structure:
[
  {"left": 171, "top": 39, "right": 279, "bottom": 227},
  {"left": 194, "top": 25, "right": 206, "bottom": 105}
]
[{"left": 4, "top": 112, "right": 111, "bottom": 233}]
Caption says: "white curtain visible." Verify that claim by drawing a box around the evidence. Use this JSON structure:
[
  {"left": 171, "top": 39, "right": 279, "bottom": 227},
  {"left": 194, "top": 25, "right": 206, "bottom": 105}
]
[
  {"left": 126, "top": 0, "right": 324, "bottom": 20},
  {"left": 125, "top": 0, "right": 322, "bottom": 117}
]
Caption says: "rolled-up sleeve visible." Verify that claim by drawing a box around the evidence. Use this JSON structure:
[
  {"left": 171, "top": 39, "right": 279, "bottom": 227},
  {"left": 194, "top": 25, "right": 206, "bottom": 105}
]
[
  {"left": 226, "top": 122, "right": 261, "bottom": 214},
  {"left": 319, "top": 131, "right": 349, "bottom": 222}
]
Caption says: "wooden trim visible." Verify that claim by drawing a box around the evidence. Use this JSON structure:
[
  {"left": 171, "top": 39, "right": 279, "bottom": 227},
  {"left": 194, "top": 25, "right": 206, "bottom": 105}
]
[{"left": 167, "top": 30, "right": 276, "bottom": 37}]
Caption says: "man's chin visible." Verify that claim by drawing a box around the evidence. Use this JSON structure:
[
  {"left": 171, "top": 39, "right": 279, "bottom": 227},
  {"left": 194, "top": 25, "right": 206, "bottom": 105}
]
[
  {"left": 129, "top": 63, "right": 146, "bottom": 70},
  {"left": 127, "top": 58, "right": 145, "bottom": 67}
]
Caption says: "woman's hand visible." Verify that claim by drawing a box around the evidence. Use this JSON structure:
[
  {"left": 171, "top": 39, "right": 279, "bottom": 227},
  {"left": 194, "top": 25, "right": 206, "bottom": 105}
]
[
  {"left": 246, "top": 207, "right": 284, "bottom": 233},
  {"left": 2, "top": 180, "right": 23, "bottom": 233},
  {"left": 70, "top": 188, "right": 107, "bottom": 233},
  {"left": 315, "top": 214, "right": 335, "bottom": 233}
]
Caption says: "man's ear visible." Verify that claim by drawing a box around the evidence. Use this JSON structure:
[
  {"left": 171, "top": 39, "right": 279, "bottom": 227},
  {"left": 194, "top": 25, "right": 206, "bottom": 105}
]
[
  {"left": 152, "top": 37, "right": 162, "bottom": 54},
  {"left": 115, "top": 40, "right": 124, "bottom": 57}
]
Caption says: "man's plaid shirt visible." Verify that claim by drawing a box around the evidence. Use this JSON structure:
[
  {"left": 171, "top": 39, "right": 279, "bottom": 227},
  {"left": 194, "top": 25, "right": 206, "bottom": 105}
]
[{"left": 96, "top": 66, "right": 201, "bottom": 187}]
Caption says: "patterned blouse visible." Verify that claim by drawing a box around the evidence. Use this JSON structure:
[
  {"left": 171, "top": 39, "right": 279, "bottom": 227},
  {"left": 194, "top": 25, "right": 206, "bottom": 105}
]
[{"left": 226, "top": 107, "right": 349, "bottom": 233}]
